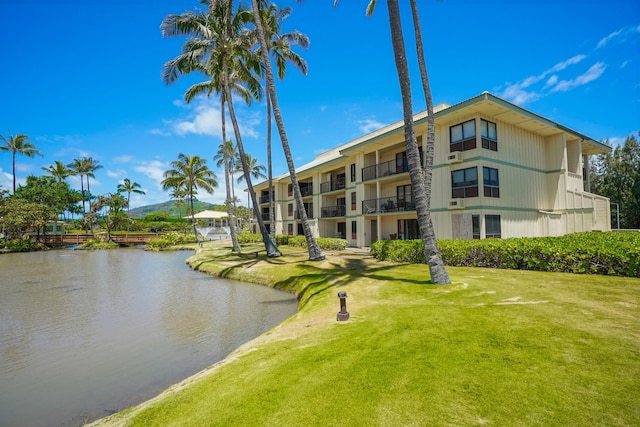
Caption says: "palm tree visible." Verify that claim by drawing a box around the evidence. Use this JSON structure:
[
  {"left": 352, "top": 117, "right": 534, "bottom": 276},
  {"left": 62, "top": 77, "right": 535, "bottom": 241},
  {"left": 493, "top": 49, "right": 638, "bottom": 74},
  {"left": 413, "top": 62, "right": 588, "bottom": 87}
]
[
  {"left": 161, "top": 1, "right": 261, "bottom": 253},
  {"left": 250, "top": 0, "right": 324, "bottom": 261},
  {"left": 68, "top": 158, "right": 88, "bottom": 213},
  {"left": 334, "top": 0, "right": 450, "bottom": 284},
  {"left": 257, "top": 2, "right": 309, "bottom": 240},
  {"left": 214, "top": 140, "right": 240, "bottom": 230},
  {"left": 235, "top": 152, "right": 266, "bottom": 214},
  {"left": 117, "top": 178, "right": 145, "bottom": 219},
  {"left": 41, "top": 160, "right": 72, "bottom": 182},
  {"left": 0, "top": 131, "right": 42, "bottom": 193},
  {"left": 161, "top": 153, "right": 218, "bottom": 243},
  {"left": 68, "top": 156, "right": 103, "bottom": 213}
]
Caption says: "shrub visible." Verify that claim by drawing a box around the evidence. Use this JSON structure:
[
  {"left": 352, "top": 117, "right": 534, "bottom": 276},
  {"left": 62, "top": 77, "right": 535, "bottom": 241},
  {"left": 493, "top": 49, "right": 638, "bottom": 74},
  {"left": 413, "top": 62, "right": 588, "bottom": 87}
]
[
  {"left": 370, "top": 232, "right": 640, "bottom": 277},
  {"left": 81, "top": 238, "right": 119, "bottom": 249},
  {"left": 0, "top": 239, "right": 48, "bottom": 252},
  {"left": 145, "top": 232, "right": 187, "bottom": 249}
]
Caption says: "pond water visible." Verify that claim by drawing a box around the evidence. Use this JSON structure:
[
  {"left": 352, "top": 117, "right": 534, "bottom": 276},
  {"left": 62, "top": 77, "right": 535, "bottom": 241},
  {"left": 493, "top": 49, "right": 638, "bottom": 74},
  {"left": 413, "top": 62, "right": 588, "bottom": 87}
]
[{"left": 0, "top": 249, "right": 297, "bottom": 427}]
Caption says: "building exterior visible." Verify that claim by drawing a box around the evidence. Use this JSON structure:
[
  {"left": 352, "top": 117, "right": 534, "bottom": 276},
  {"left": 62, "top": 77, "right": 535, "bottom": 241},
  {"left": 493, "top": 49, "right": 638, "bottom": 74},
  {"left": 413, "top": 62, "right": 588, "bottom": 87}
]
[{"left": 251, "top": 92, "right": 611, "bottom": 247}]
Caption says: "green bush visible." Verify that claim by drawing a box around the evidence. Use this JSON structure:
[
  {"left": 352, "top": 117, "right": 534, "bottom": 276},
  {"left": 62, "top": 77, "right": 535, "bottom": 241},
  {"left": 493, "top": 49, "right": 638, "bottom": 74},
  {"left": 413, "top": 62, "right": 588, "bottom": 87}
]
[
  {"left": 81, "top": 238, "right": 119, "bottom": 249},
  {"left": 236, "top": 233, "right": 346, "bottom": 251},
  {"left": 0, "top": 239, "right": 48, "bottom": 252},
  {"left": 370, "top": 232, "right": 640, "bottom": 277},
  {"left": 145, "top": 232, "right": 188, "bottom": 249}
]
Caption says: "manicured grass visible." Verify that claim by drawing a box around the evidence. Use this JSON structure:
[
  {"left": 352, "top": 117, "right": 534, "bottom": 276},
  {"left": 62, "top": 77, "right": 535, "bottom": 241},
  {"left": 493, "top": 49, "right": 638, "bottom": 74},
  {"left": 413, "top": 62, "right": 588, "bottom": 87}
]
[{"left": 91, "top": 242, "right": 640, "bottom": 427}]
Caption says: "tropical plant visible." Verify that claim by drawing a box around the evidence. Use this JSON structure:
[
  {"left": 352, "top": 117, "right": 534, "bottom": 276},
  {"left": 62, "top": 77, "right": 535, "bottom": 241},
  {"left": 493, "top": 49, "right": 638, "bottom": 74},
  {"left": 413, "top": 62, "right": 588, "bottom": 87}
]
[
  {"left": 250, "top": 0, "right": 324, "bottom": 260},
  {"left": 0, "top": 197, "right": 55, "bottom": 240},
  {"left": 256, "top": 1, "right": 309, "bottom": 240},
  {"left": 68, "top": 156, "right": 103, "bottom": 214},
  {"left": 334, "top": 0, "right": 450, "bottom": 283},
  {"left": 41, "top": 160, "right": 73, "bottom": 182},
  {"left": 161, "top": 153, "right": 218, "bottom": 243},
  {"left": 117, "top": 178, "right": 146, "bottom": 215},
  {"left": 161, "top": 1, "right": 261, "bottom": 253},
  {"left": 214, "top": 140, "right": 240, "bottom": 239},
  {"left": 0, "top": 130, "right": 42, "bottom": 193},
  {"left": 14, "top": 175, "right": 83, "bottom": 220},
  {"left": 590, "top": 132, "right": 640, "bottom": 229}
]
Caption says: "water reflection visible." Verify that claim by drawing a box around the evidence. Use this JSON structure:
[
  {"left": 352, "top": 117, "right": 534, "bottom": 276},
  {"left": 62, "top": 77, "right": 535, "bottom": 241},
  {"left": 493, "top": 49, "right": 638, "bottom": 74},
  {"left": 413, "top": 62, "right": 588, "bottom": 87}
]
[{"left": 0, "top": 249, "right": 297, "bottom": 427}]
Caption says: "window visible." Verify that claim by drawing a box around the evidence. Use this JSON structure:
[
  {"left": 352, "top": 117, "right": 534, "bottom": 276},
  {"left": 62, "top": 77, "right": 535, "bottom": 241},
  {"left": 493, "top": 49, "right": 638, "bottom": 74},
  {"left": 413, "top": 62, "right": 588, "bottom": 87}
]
[
  {"left": 351, "top": 192, "right": 356, "bottom": 210},
  {"left": 351, "top": 220, "right": 357, "bottom": 239},
  {"left": 451, "top": 167, "right": 478, "bottom": 198},
  {"left": 287, "top": 223, "right": 293, "bottom": 235},
  {"left": 483, "top": 167, "right": 500, "bottom": 197},
  {"left": 450, "top": 119, "right": 476, "bottom": 152},
  {"left": 397, "top": 184, "right": 413, "bottom": 210},
  {"left": 397, "top": 219, "right": 419, "bottom": 240},
  {"left": 350, "top": 163, "right": 356, "bottom": 182},
  {"left": 287, "top": 203, "right": 293, "bottom": 216},
  {"left": 485, "top": 215, "right": 501, "bottom": 238},
  {"left": 481, "top": 119, "right": 497, "bottom": 151},
  {"left": 472, "top": 215, "right": 480, "bottom": 239},
  {"left": 287, "top": 184, "right": 293, "bottom": 196}
]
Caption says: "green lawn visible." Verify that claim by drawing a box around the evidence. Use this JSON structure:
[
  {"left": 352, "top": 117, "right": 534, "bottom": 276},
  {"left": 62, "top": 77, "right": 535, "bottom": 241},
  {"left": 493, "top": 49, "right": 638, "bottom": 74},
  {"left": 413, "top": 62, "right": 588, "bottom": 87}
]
[{"left": 91, "top": 243, "right": 640, "bottom": 427}]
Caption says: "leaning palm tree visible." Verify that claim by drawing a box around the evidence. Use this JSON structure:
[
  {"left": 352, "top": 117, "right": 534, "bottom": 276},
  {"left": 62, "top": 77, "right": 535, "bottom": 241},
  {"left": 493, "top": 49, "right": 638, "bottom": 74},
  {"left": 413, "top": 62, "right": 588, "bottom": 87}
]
[
  {"left": 161, "top": 1, "right": 262, "bottom": 253},
  {"left": 334, "top": 0, "right": 450, "bottom": 283},
  {"left": 41, "top": 160, "right": 72, "bottom": 182},
  {"left": 257, "top": 1, "right": 309, "bottom": 240},
  {"left": 0, "top": 130, "right": 42, "bottom": 193},
  {"left": 161, "top": 153, "right": 218, "bottom": 243},
  {"left": 250, "top": 0, "right": 324, "bottom": 260}
]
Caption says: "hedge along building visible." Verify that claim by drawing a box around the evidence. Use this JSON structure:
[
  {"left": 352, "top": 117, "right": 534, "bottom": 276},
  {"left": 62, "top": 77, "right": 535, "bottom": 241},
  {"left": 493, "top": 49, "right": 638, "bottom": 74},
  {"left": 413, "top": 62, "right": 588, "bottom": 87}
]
[{"left": 251, "top": 92, "right": 612, "bottom": 247}]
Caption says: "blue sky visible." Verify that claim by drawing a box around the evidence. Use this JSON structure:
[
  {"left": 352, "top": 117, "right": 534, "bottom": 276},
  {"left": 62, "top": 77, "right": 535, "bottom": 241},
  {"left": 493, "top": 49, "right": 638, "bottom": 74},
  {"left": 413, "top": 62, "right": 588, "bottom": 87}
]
[{"left": 1, "top": 0, "right": 638, "bottom": 208}]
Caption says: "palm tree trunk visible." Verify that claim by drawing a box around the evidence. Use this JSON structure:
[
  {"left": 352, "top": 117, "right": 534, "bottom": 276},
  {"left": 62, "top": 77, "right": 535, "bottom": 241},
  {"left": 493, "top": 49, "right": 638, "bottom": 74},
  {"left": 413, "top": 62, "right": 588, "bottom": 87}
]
[
  {"left": 223, "top": 73, "right": 280, "bottom": 257},
  {"left": 189, "top": 192, "right": 199, "bottom": 243},
  {"left": 409, "top": 0, "right": 451, "bottom": 284},
  {"left": 250, "top": 0, "right": 324, "bottom": 261},
  {"left": 221, "top": 98, "right": 242, "bottom": 251},
  {"left": 386, "top": 0, "right": 450, "bottom": 284},
  {"left": 11, "top": 152, "right": 16, "bottom": 193},
  {"left": 267, "top": 95, "right": 276, "bottom": 240}
]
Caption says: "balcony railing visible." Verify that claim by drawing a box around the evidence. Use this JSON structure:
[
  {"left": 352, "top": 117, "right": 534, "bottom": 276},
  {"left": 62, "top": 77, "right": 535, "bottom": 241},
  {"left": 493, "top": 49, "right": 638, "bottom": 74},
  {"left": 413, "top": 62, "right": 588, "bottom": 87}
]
[
  {"left": 319, "top": 178, "right": 345, "bottom": 193},
  {"left": 320, "top": 205, "right": 346, "bottom": 218},
  {"left": 259, "top": 193, "right": 272, "bottom": 204},
  {"left": 361, "top": 153, "right": 423, "bottom": 181},
  {"left": 362, "top": 196, "right": 415, "bottom": 214},
  {"left": 300, "top": 184, "right": 313, "bottom": 197},
  {"left": 261, "top": 212, "right": 270, "bottom": 221}
]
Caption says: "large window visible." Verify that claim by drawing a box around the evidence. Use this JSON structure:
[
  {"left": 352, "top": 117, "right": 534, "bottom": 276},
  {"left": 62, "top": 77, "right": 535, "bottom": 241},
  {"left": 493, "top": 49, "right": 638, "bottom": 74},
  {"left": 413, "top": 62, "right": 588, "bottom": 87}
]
[
  {"left": 287, "top": 203, "right": 293, "bottom": 216},
  {"left": 483, "top": 167, "right": 500, "bottom": 197},
  {"left": 350, "top": 163, "right": 356, "bottom": 182},
  {"left": 472, "top": 215, "right": 480, "bottom": 239},
  {"left": 351, "top": 220, "right": 357, "bottom": 239},
  {"left": 485, "top": 215, "right": 501, "bottom": 238},
  {"left": 481, "top": 119, "right": 497, "bottom": 151},
  {"left": 450, "top": 119, "right": 476, "bottom": 152},
  {"left": 451, "top": 167, "right": 478, "bottom": 198}
]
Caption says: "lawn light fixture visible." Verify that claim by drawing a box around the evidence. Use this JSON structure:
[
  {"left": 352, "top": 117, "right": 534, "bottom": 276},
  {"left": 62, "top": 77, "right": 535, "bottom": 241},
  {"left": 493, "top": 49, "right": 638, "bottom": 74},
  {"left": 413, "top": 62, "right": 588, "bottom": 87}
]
[{"left": 337, "top": 291, "right": 350, "bottom": 321}]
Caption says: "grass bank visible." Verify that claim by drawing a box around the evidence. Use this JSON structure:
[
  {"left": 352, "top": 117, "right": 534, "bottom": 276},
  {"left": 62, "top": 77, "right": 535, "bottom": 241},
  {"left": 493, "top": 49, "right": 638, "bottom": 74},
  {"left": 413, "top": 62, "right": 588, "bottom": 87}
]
[{"left": 90, "top": 241, "right": 640, "bottom": 426}]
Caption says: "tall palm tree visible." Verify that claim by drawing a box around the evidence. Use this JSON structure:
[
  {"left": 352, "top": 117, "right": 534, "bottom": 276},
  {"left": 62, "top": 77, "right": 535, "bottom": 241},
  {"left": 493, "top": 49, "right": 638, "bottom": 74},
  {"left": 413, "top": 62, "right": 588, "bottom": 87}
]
[
  {"left": 335, "top": 0, "right": 450, "bottom": 284},
  {"left": 117, "top": 178, "right": 146, "bottom": 215},
  {"left": 41, "top": 160, "right": 72, "bottom": 182},
  {"left": 161, "top": 1, "right": 261, "bottom": 253},
  {"left": 257, "top": 1, "right": 309, "bottom": 240},
  {"left": 214, "top": 140, "right": 240, "bottom": 228},
  {"left": 249, "top": 0, "right": 324, "bottom": 261},
  {"left": 0, "top": 131, "right": 42, "bottom": 193},
  {"left": 235, "top": 152, "right": 266, "bottom": 184},
  {"left": 68, "top": 156, "right": 103, "bottom": 212},
  {"left": 161, "top": 153, "right": 218, "bottom": 243},
  {"left": 68, "top": 158, "right": 87, "bottom": 213}
]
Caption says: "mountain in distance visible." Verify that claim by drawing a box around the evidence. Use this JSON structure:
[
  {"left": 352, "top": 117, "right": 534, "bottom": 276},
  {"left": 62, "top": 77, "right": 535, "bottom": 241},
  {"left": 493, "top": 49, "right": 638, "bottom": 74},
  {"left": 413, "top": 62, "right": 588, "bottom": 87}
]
[{"left": 129, "top": 199, "right": 219, "bottom": 219}]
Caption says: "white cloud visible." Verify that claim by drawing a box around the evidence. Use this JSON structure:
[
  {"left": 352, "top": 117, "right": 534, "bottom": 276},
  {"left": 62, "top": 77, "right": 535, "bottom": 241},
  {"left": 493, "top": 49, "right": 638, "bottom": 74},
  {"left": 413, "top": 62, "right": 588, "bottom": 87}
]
[
  {"left": 106, "top": 169, "right": 127, "bottom": 179},
  {"left": 358, "top": 118, "right": 385, "bottom": 134},
  {"left": 113, "top": 155, "right": 134, "bottom": 163},
  {"left": 134, "top": 160, "right": 169, "bottom": 188},
  {"left": 550, "top": 62, "right": 606, "bottom": 93},
  {"left": 596, "top": 25, "right": 640, "bottom": 49},
  {"left": 0, "top": 168, "right": 13, "bottom": 191},
  {"left": 149, "top": 129, "right": 171, "bottom": 137}
]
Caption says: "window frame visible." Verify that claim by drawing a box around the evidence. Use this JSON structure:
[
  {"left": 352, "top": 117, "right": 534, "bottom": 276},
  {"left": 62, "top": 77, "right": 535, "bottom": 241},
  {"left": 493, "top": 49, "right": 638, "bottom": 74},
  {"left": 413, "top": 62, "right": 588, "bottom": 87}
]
[
  {"left": 451, "top": 166, "right": 479, "bottom": 198},
  {"left": 480, "top": 119, "right": 498, "bottom": 151},
  {"left": 482, "top": 166, "right": 500, "bottom": 198},
  {"left": 450, "top": 119, "right": 477, "bottom": 152},
  {"left": 485, "top": 214, "right": 502, "bottom": 238}
]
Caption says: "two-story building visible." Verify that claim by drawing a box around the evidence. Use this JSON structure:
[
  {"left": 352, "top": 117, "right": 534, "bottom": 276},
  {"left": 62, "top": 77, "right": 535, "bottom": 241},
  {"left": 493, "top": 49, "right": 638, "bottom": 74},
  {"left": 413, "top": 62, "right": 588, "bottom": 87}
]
[{"left": 251, "top": 92, "right": 611, "bottom": 247}]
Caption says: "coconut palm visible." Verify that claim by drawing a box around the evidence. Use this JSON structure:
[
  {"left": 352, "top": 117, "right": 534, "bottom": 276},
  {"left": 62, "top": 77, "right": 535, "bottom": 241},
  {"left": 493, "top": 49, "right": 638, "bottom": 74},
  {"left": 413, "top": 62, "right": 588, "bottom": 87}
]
[
  {"left": 334, "top": 0, "right": 450, "bottom": 284},
  {"left": 256, "top": 1, "right": 309, "bottom": 239},
  {"left": 68, "top": 156, "right": 103, "bottom": 212},
  {"left": 41, "top": 160, "right": 72, "bottom": 182},
  {"left": 0, "top": 131, "right": 42, "bottom": 193},
  {"left": 161, "top": 153, "right": 218, "bottom": 243},
  {"left": 161, "top": 1, "right": 262, "bottom": 253},
  {"left": 117, "top": 178, "right": 145, "bottom": 218},
  {"left": 249, "top": 0, "right": 324, "bottom": 260},
  {"left": 68, "top": 158, "right": 88, "bottom": 213},
  {"left": 214, "top": 140, "right": 240, "bottom": 225}
]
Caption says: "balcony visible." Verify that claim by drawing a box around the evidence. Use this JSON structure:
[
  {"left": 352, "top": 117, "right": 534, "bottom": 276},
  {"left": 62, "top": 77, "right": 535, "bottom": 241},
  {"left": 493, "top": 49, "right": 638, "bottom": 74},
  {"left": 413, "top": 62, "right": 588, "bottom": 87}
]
[
  {"left": 259, "top": 193, "right": 272, "bottom": 204},
  {"left": 300, "top": 184, "right": 313, "bottom": 197},
  {"left": 362, "top": 196, "right": 415, "bottom": 214},
  {"left": 320, "top": 205, "right": 346, "bottom": 218},
  {"left": 362, "top": 152, "right": 424, "bottom": 181},
  {"left": 319, "top": 178, "right": 345, "bottom": 193}
]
